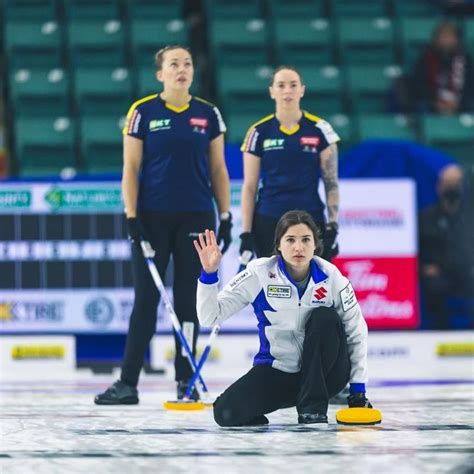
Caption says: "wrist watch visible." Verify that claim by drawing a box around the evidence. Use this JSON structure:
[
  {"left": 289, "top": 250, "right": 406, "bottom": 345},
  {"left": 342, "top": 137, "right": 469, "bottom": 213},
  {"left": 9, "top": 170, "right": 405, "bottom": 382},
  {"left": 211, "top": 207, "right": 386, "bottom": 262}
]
[{"left": 220, "top": 211, "right": 231, "bottom": 221}]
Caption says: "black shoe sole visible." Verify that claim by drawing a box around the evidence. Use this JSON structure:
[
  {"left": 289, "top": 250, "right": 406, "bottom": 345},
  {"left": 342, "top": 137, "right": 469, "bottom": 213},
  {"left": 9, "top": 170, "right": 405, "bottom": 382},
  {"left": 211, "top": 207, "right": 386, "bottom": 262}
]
[
  {"left": 94, "top": 396, "right": 139, "bottom": 405},
  {"left": 298, "top": 419, "right": 328, "bottom": 425}
]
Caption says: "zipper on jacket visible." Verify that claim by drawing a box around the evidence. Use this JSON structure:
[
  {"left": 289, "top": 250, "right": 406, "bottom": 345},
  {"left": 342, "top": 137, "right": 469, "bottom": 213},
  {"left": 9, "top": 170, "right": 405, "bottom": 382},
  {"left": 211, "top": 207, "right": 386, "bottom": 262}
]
[
  {"left": 292, "top": 294, "right": 303, "bottom": 360},
  {"left": 292, "top": 331, "right": 303, "bottom": 359}
]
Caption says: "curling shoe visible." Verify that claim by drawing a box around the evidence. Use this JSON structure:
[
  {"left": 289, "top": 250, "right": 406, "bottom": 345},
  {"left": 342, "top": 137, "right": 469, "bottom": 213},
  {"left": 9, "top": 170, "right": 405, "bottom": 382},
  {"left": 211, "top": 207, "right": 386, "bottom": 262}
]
[
  {"left": 94, "top": 380, "right": 139, "bottom": 405},
  {"left": 298, "top": 413, "right": 328, "bottom": 424},
  {"left": 177, "top": 380, "right": 200, "bottom": 401}
]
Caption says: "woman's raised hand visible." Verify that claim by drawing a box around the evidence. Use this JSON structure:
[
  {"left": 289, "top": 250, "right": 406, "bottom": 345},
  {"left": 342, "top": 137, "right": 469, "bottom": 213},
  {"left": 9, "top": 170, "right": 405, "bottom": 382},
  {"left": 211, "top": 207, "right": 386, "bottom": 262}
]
[{"left": 193, "top": 229, "right": 222, "bottom": 274}]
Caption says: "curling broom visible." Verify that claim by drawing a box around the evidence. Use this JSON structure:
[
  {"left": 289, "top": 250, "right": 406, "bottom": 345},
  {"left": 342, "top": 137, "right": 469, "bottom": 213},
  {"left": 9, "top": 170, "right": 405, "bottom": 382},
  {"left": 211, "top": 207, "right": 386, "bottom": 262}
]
[{"left": 140, "top": 241, "right": 211, "bottom": 411}]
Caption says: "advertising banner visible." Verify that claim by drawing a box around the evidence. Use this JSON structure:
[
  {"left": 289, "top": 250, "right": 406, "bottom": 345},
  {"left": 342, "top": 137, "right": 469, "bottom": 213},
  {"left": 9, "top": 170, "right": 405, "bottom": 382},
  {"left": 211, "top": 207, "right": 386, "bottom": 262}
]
[{"left": 0, "top": 179, "right": 419, "bottom": 333}]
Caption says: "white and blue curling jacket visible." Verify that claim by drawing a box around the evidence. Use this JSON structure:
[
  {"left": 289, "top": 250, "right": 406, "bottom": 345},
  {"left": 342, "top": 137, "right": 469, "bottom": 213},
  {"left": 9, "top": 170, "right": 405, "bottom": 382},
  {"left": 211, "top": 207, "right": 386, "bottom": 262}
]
[{"left": 197, "top": 255, "right": 368, "bottom": 384}]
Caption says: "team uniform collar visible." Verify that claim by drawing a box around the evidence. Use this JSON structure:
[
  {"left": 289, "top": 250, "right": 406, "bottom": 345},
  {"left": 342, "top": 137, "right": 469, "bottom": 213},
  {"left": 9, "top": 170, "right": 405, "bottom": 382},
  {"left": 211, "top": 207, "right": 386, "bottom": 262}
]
[
  {"left": 277, "top": 256, "right": 328, "bottom": 297},
  {"left": 159, "top": 95, "right": 192, "bottom": 113}
]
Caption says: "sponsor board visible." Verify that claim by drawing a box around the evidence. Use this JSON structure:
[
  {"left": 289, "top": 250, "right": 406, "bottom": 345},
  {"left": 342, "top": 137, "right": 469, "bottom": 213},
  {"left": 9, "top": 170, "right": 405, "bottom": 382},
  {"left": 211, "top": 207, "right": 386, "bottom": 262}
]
[
  {"left": 0, "top": 290, "right": 134, "bottom": 333},
  {"left": 0, "top": 179, "right": 418, "bottom": 332},
  {"left": 0, "top": 336, "right": 75, "bottom": 379},
  {"left": 334, "top": 257, "right": 419, "bottom": 329},
  {"left": 151, "top": 331, "right": 474, "bottom": 382},
  {"left": 335, "top": 179, "right": 416, "bottom": 256},
  {"left": 436, "top": 342, "right": 474, "bottom": 357},
  {"left": 0, "top": 288, "right": 256, "bottom": 333},
  {"left": 0, "top": 189, "right": 31, "bottom": 210},
  {"left": 0, "top": 183, "right": 123, "bottom": 214},
  {"left": 11, "top": 344, "right": 65, "bottom": 360},
  {"left": 368, "top": 331, "right": 474, "bottom": 380}
]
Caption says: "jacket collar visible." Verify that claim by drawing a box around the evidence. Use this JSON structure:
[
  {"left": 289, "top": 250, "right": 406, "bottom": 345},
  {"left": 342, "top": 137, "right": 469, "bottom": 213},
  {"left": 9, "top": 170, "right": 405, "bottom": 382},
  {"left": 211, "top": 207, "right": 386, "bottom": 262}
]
[{"left": 277, "top": 256, "right": 328, "bottom": 287}]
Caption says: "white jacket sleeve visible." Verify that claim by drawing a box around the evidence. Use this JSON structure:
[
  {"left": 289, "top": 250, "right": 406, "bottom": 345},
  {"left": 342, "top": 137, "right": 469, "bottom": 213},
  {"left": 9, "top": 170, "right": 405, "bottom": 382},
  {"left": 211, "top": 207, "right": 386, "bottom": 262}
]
[
  {"left": 196, "top": 265, "right": 260, "bottom": 327},
  {"left": 332, "top": 272, "right": 368, "bottom": 384}
]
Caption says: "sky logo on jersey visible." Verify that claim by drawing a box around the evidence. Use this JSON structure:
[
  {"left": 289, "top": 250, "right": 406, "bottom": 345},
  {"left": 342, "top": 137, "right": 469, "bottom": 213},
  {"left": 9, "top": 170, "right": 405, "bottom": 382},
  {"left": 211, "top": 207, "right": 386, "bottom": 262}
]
[
  {"left": 190, "top": 117, "right": 208, "bottom": 134},
  {"left": 300, "top": 136, "right": 320, "bottom": 153},
  {"left": 149, "top": 119, "right": 171, "bottom": 132},
  {"left": 263, "top": 139, "right": 285, "bottom": 151}
]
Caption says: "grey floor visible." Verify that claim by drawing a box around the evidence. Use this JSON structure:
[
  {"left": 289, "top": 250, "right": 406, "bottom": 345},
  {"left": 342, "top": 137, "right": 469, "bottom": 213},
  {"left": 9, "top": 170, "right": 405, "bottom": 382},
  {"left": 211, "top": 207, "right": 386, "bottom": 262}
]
[{"left": 1, "top": 375, "right": 473, "bottom": 474}]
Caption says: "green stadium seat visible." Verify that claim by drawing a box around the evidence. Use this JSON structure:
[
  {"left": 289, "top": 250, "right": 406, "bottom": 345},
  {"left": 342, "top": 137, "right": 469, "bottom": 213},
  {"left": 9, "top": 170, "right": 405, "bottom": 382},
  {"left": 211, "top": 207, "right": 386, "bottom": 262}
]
[
  {"left": 357, "top": 114, "right": 417, "bottom": 141},
  {"left": 209, "top": 18, "right": 270, "bottom": 65},
  {"left": 392, "top": 0, "right": 441, "bottom": 17},
  {"left": 298, "top": 66, "right": 346, "bottom": 115},
  {"left": 327, "top": 114, "right": 356, "bottom": 153},
  {"left": 9, "top": 67, "right": 70, "bottom": 117},
  {"left": 226, "top": 112, "right": 267, "bottom": 146},
  {"left": 398, "top": 17, "right": 442, "bottom": 67},
  {"left": 3, "top": 0, "right": 57, "bottom": 20},
  {"left": 65, "top": 0, "right": 120, "bottom": 19},
  {"left": 347, "top": 65, "right": 401, "bottom": 113},
  {"left": 331, "top": 0, "right": 388, "bottom": 18},
  {"left": 274, "top": 19, "right": 334, "bottom": 66},
  {"left": 137, "top": 65, "right": 202, "bottom": 97},
  {"left": 15, "top": 116, "right": 76, "bottom": 175},
  {"left": 204, "top": 0, "right": 261, "bottom": 19},
  {"left": 73, "top": 67, "right": 132, "bottom": 115},
  {"left": 421, "top": 114, "right": 474, "bottom": 167},
  {"left": 465, "top": 19, "right": 474, "bottom": 51},
  {"left": 337, "top": 17, "right": 396, "bottom": 65},
  {"left": 80, "top": 115, "right": 124, "bottom": 173},
  {"left": 136, "top": 67, "right": 161, "bottom": 97},
  {"left": 67, "top": 19, "right": 125, "bottom": 66},
  {"left": 268, "top": 0, "right": 326, "bottom": 19},
  {"left": 217, "top": 65, "right": 274, "bottom": 115},
  {"left": 127, "top": 0, "right": 184, "bottom": 19},
  {"left": 4, "top": 19, "right": 62, "bottom": 67},
  {"left": 130, "top": 18, "right": 188, "bottom": 67}
]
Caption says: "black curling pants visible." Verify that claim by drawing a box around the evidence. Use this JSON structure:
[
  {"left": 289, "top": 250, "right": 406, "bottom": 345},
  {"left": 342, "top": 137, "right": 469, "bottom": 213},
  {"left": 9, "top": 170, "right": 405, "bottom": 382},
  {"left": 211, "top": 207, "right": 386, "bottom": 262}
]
[
  {"left": 213, "top": 307, "right": 351, "bottom": 426},
  {"left": 120, "top": 211, "right": 215, "bottom": 387}
]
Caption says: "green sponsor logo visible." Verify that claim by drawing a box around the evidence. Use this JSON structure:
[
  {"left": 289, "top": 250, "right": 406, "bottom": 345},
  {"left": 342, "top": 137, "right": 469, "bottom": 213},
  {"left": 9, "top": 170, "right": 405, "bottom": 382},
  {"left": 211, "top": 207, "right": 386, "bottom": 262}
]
[
  {"left": 149, "top": 119, "right": 171, "bottom": 131},
  {"left": 45, "top": 187, "right": 122, "bottom": 210},
  {"left": 263, "top": 138, "right": 285, "bottom": 151},
  {"left": 0, "top": 190, "right": 31, "bottom": 208}
]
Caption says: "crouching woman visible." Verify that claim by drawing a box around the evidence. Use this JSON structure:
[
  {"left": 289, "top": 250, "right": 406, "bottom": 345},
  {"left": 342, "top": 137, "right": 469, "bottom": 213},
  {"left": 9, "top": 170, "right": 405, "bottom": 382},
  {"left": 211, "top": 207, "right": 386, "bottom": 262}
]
[{"left": 193, "top": 210, "right": 371, "bottom": 426}]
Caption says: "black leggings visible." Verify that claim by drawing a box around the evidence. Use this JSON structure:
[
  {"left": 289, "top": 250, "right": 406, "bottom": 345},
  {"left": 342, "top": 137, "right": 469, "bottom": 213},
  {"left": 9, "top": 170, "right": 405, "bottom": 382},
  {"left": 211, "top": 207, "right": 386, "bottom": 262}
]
[
  {"left": 120, "top": 211, "right": 215, "bottom": 387},
  {"left": 213, "top": 307, "right": 350, "bottom": 426},
  {"left": 253, "top": 212, "right": 326, "bottom": 258}
]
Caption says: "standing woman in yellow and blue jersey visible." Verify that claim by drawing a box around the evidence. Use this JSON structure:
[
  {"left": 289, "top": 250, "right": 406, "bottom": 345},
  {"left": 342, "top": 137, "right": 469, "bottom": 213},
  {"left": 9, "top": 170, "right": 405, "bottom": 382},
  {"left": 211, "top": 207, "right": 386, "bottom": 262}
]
[
  {"left": 95, "top": 45, "right": 232, "bottom": 405},
  {"left": 239, "top": 66, "right": 340, "bottom": 263}
]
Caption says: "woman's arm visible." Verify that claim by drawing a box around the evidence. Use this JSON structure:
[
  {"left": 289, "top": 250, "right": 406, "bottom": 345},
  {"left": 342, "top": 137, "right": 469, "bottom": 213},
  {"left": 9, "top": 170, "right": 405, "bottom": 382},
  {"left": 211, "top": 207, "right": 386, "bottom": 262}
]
[
  {"left": 332, "top": 273, "right": 368, "bottom": 384},
  {"left": 319, "top": 143, "right": 339, "bottom": 224},
  {"left": 122, "top": 135, "right": 143, "bottom": 218},
  {"left": 241, "top": 152, "right": 261, "bottom": 232},
  {"left": 194, "top": 229, "right": 259, "bottom": 326},
  {"left": 208, "top": 134, "right": 231, "bottom": 215}
]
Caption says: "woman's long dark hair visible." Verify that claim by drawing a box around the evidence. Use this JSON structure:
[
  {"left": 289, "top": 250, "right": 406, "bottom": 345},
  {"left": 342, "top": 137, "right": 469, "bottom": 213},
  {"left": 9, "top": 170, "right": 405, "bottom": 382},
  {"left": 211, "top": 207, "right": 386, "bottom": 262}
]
[{"left": 273, "top": 210, "right": 323, "bottom": 256}]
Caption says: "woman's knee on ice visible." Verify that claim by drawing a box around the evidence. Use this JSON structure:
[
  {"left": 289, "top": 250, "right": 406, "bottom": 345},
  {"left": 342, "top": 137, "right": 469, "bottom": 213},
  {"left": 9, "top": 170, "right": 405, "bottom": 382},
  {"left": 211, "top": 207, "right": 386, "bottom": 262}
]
[{"left": 213, "top": 397, "right": 247, "bottom": 427}]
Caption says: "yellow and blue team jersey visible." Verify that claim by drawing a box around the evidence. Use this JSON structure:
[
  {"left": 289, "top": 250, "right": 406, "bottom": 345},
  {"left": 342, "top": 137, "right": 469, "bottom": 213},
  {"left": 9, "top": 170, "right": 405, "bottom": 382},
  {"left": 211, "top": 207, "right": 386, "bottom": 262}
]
[
  {"left": 241, "top": 112, "right": 340, "bottom": 221},
  {"left": 123, "top": 95, "right": 226, "bottom": 212}
]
